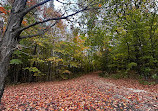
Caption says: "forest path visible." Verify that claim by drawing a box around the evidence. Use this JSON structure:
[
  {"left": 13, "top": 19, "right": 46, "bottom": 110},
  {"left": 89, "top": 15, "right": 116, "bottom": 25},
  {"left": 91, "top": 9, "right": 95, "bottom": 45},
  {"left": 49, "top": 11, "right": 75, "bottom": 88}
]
[{"left": 1, "top": 72, "right": 158, "bottom": 110}]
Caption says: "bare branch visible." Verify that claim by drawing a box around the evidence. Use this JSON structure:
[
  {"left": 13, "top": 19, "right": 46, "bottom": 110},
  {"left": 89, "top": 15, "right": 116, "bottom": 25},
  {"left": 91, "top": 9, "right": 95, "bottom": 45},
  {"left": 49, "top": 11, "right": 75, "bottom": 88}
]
[
  {"left": 22, "top": 0, "right": 52, "bottom": 15},
  {"left": 56, "top": 0, "right": 68, "bottom": 4},
  {"left": 55, "top": 0, "right": 83, "bottom": 6},
  {"left": 19, "top": 31, "right": 45, "bottom": 39},
  {"left": 20, "top": 7, "right": 89, "bottom": 32},
  {"left": 19, "top": 21, "right": 58, "bottom": 39}
]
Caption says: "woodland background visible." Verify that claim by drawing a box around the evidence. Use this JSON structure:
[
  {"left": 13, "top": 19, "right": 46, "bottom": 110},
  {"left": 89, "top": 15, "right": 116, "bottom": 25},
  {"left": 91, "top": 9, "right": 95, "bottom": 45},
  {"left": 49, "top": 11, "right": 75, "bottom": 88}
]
[{"left": 0, "top": 0, "right": 158, "bottom": 85}]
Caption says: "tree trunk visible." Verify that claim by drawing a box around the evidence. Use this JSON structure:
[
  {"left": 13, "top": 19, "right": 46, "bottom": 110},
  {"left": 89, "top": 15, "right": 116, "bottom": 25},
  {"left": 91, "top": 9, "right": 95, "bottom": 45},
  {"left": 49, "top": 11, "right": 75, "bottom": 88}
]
[
  {"left": 14, "top": 65, "right": 19, "bottom": 84},
  {"left": 47, "top": 61, "right": 52, "bottom": 81},
  {"left": 0, "top": 0, "right": 27, "bottom": 103},
  {"left": 0, "top": 20, "right": 3, "bottom": 43},
  {"left": 0, "top": 62, "right": 8, "bottom": 103}
]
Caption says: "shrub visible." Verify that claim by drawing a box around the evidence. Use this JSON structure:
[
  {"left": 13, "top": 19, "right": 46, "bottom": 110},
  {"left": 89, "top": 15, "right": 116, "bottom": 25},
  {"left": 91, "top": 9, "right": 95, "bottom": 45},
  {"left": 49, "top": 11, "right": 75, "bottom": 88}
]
[{"left": 99, "top": 72, "right": 109, "bottom": 77}]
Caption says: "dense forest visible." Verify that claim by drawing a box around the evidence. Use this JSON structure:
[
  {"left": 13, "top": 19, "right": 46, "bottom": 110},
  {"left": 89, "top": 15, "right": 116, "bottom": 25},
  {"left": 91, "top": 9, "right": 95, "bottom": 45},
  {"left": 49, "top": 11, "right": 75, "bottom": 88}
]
[
  {"left": 1, "top": 0, "right": 157, "bottom": 84},
  {"left": 0, "top": 0, "right": 158, "bottom": 109}
]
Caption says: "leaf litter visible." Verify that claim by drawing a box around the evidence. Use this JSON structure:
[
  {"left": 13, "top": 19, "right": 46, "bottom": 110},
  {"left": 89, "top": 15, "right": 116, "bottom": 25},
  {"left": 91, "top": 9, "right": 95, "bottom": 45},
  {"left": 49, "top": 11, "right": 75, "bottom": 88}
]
[{"left": 1, "top": 72, "right": 158, "bottom": 110}]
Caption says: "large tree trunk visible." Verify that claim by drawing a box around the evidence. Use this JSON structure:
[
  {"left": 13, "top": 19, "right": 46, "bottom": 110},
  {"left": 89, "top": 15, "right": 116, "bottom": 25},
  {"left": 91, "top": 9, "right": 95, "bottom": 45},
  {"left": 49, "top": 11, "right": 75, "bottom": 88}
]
[
  {"left": 0, "top": 63, "right": 8, "bottom": 103},
  {"left": 0, "top": 0, "right": 27, "bottom": 103}
]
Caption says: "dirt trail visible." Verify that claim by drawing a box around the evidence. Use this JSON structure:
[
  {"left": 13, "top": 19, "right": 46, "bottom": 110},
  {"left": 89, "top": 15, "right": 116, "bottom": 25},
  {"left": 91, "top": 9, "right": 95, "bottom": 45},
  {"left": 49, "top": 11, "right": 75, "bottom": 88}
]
[{"left": 1, "top": 72, "right": 158, "bottom": 110}]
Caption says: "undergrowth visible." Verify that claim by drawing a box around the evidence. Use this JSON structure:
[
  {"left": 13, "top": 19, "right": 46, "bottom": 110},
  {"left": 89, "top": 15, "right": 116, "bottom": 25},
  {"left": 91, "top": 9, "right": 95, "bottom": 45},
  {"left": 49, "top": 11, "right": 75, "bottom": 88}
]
[{"left": 99, "top": 71, "right": 157, "bottom": 85}]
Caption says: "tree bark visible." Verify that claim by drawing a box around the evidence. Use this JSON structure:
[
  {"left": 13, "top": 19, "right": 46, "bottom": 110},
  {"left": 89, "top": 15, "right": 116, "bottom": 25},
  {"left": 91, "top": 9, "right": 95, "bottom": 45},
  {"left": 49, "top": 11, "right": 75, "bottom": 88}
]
[
  {"left": 0, "top": 63, "right": 7, "bottom": 103},
  {"left": 0, "top": 20, "right": 3, "bottom": 43}
]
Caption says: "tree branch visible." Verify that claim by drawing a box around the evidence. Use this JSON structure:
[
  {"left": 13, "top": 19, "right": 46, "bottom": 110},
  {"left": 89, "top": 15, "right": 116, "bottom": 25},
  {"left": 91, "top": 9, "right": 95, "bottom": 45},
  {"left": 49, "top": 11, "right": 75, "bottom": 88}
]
[
  {"left": 20, "top": 6, "right": 89, "bottom": 32},
  {"left": 22, "top": 0, "right": 52, "bottom": 15},
  {"left": 19, "top": 31, "right": 45, "bottom": 39},
  {"left": 19, "top": 21, "right": 58, "bottom": 39},
  {"left": 56, "top": 0, "right": 68, "bottom": 4}
]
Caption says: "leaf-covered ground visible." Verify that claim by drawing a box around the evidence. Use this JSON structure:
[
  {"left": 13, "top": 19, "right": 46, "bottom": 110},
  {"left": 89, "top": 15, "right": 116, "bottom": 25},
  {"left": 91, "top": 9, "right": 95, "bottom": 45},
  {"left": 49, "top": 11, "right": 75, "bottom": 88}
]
[{"left": 1, "top": 72, "right": 158, "bottom": 111}]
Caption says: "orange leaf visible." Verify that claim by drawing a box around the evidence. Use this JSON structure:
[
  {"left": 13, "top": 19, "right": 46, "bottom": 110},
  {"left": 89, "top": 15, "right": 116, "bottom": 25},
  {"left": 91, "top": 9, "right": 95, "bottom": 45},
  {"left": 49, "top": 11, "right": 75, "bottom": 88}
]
[
  {"left": 98, "top": 4, "right": 102, "bottom": 7},
  {"left": 22, "top": 20, "right": 27, "bottom": 26},
  {"left": 0, "top": 7, "right": 7, "bottom": 14}
]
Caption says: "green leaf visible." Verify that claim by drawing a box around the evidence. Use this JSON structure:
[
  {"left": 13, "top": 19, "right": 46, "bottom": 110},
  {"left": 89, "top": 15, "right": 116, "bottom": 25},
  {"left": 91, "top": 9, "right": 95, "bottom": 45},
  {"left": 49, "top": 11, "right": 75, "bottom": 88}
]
[
  {"left": 13, "top": 50, "right": 22, "bottom": 56},
  {"left": 152, "top": 74, "right": 158, "bottom": 80},
  {"left": 127, "top": 62, "right": 137, "bottom": 69},
  {"left": 10, "top": 59, "right": 23, "bottom": 64},
  {"left": 24, "top": 67, "right": 41, "bottom": 74}
]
